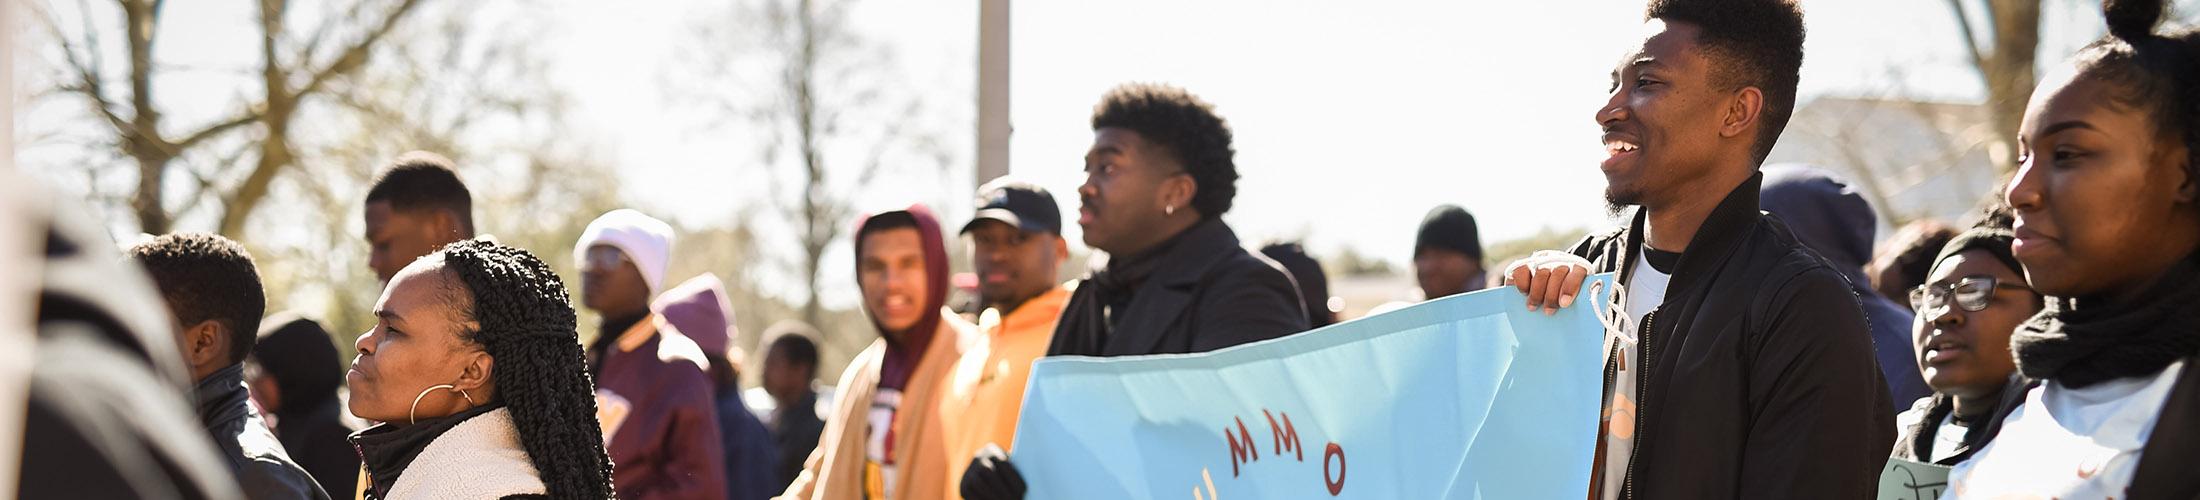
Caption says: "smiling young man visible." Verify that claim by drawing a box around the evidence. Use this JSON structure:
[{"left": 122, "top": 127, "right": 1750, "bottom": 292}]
[
  {"left": 1508, "top": 0, "right": 1895, "bottom": 497},
  {"left": 780, "top": 206, "right": 974, "bottom": 500}
]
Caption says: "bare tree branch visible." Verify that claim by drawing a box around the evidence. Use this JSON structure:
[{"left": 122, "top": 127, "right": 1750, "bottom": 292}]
[
  {"left": 171, "top": 140, "right": 255, "bottom": 220},
  {"left": 173, "top": 109, "right": 265, "bottom": 149},
  {"left": 287, "top": 0, "right": 353, "bottom": 70},
  {"left": 213, "top": 0, "right": 429, "bottom": 236},
  {"left": 35, "top": 2, "right": 132, "bottom": 135},
  {"left": 1944, "top": 0, "right": 1988, "bottom": 74},
  {"left": 121, "top": 0, "right": 159, "bottom": 135},
  {"left": 672, "top": 0, "right": 954, "bottom": 327},
  {"left": 296, "top": 0, "right": 425, "bottom": 99},
  {"left": 852, "top": 100, "right": 921, "bottom": 186}
]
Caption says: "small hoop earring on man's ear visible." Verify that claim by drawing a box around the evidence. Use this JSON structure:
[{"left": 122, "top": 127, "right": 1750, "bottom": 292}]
[
  {"left": 409, "top": 383, "right": 479, "bottom": 424},
  {"left": 1165, "top": 205, "right": 1176, "bottom": 216}
]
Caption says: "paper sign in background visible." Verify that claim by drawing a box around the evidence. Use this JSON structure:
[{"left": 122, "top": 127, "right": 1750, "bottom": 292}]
[
  {"left": 1877, "top": 458, "right": 1950, "bottom": 500},
  {"left": 1011, "top": 275, "right": 1613, "bottom": 499}
]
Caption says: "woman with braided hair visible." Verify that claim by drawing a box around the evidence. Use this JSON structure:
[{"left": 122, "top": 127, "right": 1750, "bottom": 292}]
[
  {"left": 1945, "top": 0, "right": 2200, "bottom": 496},
  {"left": 346, "top": 239, "right": 616, "bottom": 499}
]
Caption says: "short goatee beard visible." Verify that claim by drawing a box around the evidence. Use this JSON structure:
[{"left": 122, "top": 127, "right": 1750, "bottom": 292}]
[{"left": 1605, "top": 188, "right": 1642, "bottom": 218}]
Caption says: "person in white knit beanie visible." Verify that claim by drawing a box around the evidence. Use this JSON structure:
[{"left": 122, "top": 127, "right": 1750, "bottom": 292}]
[
  {"left": 573, "top": 208, "right": 731, "bottom": 499},
  {"left": 573, "top": 208, "right": 676, "bottom": 297}
]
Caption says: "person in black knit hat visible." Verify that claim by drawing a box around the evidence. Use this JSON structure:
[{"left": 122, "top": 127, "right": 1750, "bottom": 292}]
[
  {"left": 1414, "top": 205, "right": 1487, "bottom": 300},
  {"left": 1889, "top": 221, "right": 2041, "bottom": 467},
  {"left": 250, "top": 313, "right": 360, "bottom": 496},
  {"left": 1261, "top": 241, "right": 1337, "bottom": 328}
]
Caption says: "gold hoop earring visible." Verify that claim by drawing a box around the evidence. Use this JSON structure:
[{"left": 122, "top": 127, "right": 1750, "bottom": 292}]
[{"left": 409, "top": 383, "right": 479, "bottom": 424}]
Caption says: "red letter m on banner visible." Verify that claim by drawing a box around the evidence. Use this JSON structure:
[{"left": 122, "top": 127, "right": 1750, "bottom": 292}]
[
  {"left": 1264, "top": 409, "right": 1304, "bottom": 461},
  {"left": 1226, "top": 417, "right": 1258, "bottom": 476}
]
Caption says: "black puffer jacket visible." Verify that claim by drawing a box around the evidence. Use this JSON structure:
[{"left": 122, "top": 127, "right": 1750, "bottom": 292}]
[{"left": 1570, "top": 173, "right": 1895, "bottom": 498}]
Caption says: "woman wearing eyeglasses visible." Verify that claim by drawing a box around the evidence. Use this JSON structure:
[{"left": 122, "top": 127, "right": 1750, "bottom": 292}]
[{"left": 1891, "top": 225, "right": 2042, "bottom": 465}]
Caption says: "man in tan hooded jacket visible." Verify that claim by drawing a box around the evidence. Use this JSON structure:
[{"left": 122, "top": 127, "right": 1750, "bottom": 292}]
[{"left": 779, "top": 205, "right": 973, "bottom": 500}]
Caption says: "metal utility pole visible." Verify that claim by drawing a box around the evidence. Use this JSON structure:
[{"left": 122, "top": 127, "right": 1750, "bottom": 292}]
[{"left": 976, "top": 0, "right": 1011, "bottom": 188}]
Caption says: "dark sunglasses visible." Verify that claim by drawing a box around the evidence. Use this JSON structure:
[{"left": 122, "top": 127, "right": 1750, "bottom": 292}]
[{"left": 1909, "top": 275, "right": 2033, "bottom": 313}]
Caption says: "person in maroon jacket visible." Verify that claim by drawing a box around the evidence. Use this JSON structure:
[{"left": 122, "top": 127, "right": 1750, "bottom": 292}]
[{"left": 575, "top": 209, "right": 728, "bottom": 500}]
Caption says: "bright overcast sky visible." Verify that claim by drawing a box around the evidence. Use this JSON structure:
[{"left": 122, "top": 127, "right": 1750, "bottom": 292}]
[
  {"left": 560, "top": 0, "right": 2113, "bottom": 271},
  {"left": 19, "top": 0, "right": 2127, "bottom": 310}
]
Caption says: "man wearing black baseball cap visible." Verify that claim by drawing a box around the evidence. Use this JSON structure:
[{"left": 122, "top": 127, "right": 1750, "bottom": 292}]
[{"left": 940, "top": 176, "right": 1074, "bottom": 491}]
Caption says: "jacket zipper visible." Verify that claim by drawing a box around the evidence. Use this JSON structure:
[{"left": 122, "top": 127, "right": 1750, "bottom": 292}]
[{"left": 1621, "top": 309, "right": 1656, "bottom": 500}]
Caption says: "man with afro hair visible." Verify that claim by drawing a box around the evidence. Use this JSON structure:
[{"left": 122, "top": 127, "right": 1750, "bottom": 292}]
[
  {"left": 1051, "top": 82, "right": 1307, "bottom": 356},
  {"left": 959, "top": 83, "right": 1309, "bottom": 499}
]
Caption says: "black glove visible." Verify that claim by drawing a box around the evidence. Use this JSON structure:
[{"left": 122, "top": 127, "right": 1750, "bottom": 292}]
[{"left": 960, "top": 443, "right": 1027, "bottom": 500}]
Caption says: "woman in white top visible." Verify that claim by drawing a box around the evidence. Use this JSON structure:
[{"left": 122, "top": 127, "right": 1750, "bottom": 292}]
[{"left": 1948, "top": 0, "right": 2200, "bottom": 497}]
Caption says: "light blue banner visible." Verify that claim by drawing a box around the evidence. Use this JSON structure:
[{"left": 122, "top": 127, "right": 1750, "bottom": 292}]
[{"left": 1011, "top": 274, "right": 1612, "bottom": 499}]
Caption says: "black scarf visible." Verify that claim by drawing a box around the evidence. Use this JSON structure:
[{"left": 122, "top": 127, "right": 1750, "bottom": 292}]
[
  {"left": 2012, "top": 254, "right": 2200, "bottom": 388},
  {"left": 1053, "top": 229, "right": 1182, "bottom": 355},
  {"left": 1894, "top": 374, "right": 2030, "bottom": 465},
  {"left": 1901, "top": 394, "right": 1975, "bottom": 464},
  {"left": 350, "top": 402, "right": 504, "bottom": 499}
]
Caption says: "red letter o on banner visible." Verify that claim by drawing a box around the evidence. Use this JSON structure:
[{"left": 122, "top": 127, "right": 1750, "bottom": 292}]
[{"left": 1323, "top": 443, "right": 1345, "bottom": 495}]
